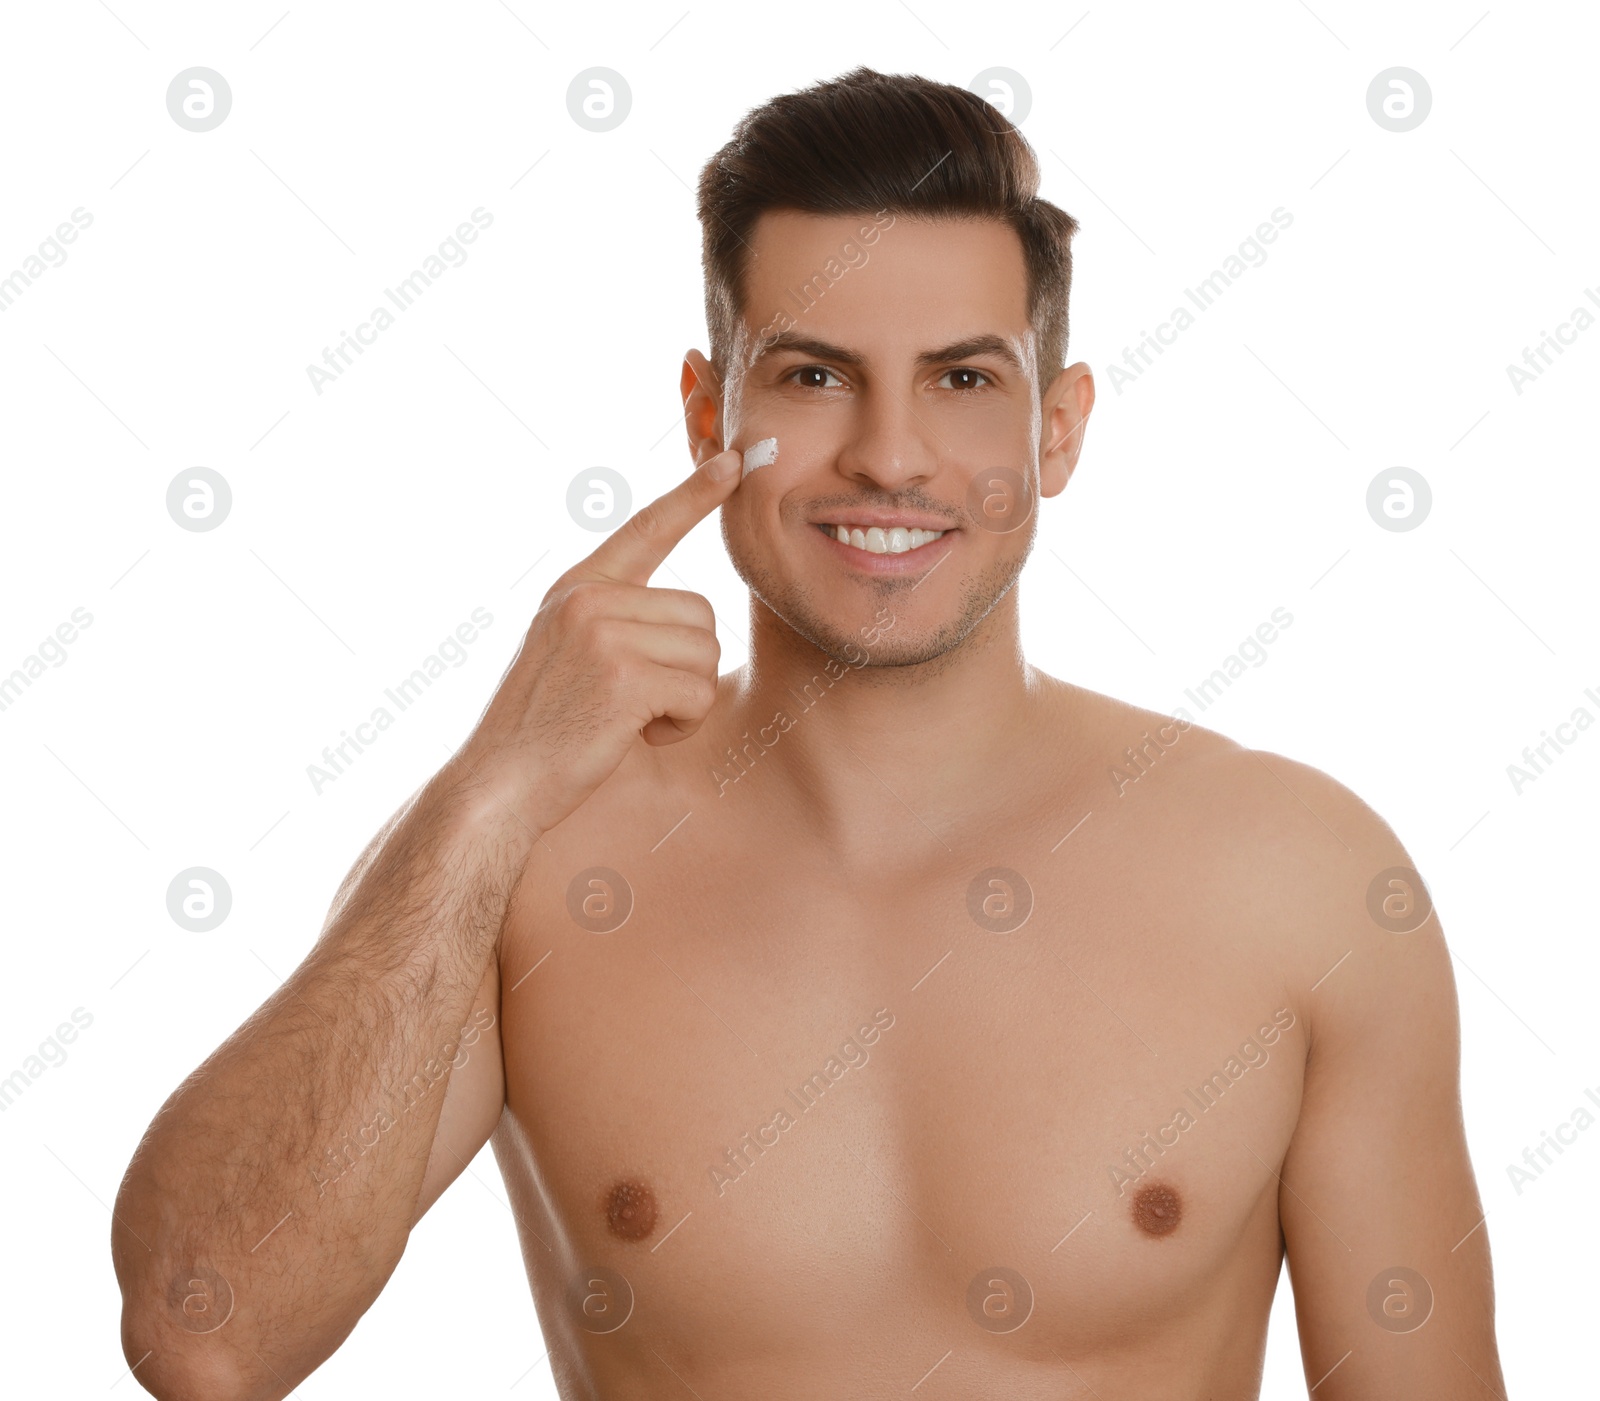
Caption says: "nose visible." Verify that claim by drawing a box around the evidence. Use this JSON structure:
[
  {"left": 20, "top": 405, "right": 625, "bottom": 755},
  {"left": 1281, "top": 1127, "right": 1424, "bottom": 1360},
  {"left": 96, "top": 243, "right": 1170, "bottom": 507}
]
[{"left": 833, "top": 382, "right": 941, "bottom": 492}]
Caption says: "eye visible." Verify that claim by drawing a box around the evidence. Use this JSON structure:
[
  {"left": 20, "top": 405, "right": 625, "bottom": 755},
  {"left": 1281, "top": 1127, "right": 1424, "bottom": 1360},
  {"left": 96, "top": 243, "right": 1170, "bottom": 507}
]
[
  {"left": 786, "top": 364, "right": 845, "bottom": 391},
  {"left": 938, "top": 367, "right": 992, "bottom": 393}
]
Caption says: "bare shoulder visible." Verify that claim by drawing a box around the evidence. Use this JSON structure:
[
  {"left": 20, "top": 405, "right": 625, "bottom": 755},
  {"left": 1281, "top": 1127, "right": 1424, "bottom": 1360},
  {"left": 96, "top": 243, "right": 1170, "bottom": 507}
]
[
  {"left": 1169, "top": 738, "right": 1452, "bottom": 1052},
  {"left": 1036, "top": 674, "right": 1451, "bottom": 1041},
  {"left": 1046, "top": 673, "right": 1414, "bottom": 861}
]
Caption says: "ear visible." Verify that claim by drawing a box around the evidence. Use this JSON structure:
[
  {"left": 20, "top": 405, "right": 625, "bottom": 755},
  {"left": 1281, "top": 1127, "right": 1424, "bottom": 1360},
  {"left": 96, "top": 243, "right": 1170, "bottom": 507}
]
[
  {"left": 680, "top": 350, "right": 724, "bottom": 467},
  {"left": 1039, "top": 362, "right": 1094, "bottom": 499}
]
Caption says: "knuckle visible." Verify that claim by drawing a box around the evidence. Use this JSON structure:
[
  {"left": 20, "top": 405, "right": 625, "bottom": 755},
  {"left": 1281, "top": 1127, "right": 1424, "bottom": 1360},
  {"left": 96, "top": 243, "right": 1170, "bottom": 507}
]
[
  {"left": 683, "top": 672, "right": 717, "bottom": 712},
  {"left": 550, "top": 582, "right": 586, "bottom": 621},
  {"left": 694, "top": 630, "right": 721, "bottom": 667},
  {"left": 589, "top": 618, "right": 628, "bottom": 662},
  {"left": 541, "top": 567, "right": 581, "bottom": 605},
  {"left": 626, "top": 499, "right": 667, "bottom": 542},
  {"left": 559, "top": 581, "right": 609, "bottom": 627}
]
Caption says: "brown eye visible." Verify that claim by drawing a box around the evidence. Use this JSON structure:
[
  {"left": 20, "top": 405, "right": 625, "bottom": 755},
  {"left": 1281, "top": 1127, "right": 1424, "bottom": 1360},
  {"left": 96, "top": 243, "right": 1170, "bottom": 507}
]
[
  {"left": 789, "top": 365, "right": 843, "bottom": 390},
  {"left": 940, "top": 368, "right": 991, "bottom": 392}
]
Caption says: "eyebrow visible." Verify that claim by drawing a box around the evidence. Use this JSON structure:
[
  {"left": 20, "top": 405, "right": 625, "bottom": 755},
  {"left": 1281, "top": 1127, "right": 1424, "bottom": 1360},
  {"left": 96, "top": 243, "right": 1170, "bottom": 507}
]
[{"left": 752, "top": 330, "right": 1025, "bottom": 377}]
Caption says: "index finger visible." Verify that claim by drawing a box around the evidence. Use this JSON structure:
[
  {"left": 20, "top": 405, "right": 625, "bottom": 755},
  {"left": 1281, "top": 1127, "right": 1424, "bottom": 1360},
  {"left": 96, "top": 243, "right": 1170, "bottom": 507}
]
[{"left": 571, "top": 447, "right": 744, "bottom": 587}]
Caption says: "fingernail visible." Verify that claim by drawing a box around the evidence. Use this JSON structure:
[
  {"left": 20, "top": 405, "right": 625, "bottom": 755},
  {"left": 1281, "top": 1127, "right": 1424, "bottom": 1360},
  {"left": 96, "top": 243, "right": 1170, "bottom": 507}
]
[{"left": 706, "top": 448, "right": 741, "bottom": 481}]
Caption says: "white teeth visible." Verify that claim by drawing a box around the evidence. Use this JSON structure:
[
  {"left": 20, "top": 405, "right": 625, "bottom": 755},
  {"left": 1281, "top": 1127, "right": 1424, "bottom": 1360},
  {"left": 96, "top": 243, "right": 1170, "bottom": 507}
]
[{"left": 825, "top": 524, "right": 946, "bottom": 555}]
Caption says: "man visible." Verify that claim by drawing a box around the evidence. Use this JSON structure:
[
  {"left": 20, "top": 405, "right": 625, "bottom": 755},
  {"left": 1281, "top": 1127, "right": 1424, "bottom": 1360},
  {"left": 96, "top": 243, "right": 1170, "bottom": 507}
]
[{"left": 113, "top": 66, "right": 1507, "bottom": 1399}]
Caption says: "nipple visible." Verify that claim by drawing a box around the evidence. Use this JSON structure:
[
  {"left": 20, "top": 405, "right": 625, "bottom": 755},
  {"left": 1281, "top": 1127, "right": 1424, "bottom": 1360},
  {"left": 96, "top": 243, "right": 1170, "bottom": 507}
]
[
  {"left": 1131, "top": 1181, "right": 1183, "bottom": 1237},
  {"left": 603, "top": 1177, "right": 659, "bottom": 1242}
]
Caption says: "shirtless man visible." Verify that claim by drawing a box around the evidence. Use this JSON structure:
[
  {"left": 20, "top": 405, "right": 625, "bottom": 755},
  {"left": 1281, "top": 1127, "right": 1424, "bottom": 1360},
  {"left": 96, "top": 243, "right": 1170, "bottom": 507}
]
[{"left": 112, "top": 68, "right": 1508, "bottom": 1399}]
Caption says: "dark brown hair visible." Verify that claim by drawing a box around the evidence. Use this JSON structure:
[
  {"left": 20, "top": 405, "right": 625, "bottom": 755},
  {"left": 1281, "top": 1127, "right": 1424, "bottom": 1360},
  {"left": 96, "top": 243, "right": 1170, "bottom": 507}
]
[{"left": 696, "top": 65, "right": 1080, "bottom": 388}]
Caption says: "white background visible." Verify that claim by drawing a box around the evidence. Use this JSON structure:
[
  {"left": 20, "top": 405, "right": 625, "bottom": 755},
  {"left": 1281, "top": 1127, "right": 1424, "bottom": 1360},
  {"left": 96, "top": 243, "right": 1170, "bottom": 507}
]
[{"left": 1, "top": 1, "right": 1594, "bottom": 1395}]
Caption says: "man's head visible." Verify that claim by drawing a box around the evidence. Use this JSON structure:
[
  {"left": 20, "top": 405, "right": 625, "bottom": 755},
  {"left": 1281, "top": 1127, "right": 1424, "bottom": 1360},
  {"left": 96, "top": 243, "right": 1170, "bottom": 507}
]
[{"left": 682, "top": 66, "right": 1094, "bottom": 670}]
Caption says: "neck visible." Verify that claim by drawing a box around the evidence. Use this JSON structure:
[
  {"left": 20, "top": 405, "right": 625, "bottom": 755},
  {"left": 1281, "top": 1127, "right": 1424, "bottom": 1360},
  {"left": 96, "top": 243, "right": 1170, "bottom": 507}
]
[{"left": 712, "top": 587, "right": 1045, "bottom": 853}]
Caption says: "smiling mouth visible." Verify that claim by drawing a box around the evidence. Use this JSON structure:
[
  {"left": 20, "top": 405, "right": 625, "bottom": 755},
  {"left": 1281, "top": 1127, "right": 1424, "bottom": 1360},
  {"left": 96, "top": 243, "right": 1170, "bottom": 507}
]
[{"left": 815, "top": 523, "right": 949, "bottom": 555}]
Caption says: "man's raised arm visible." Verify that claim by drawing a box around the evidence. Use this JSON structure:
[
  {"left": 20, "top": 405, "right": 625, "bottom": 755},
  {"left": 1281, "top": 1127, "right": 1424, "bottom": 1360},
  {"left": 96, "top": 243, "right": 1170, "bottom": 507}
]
[{"left": 110, "top": 448, "right": 746, "bottom": 1400}]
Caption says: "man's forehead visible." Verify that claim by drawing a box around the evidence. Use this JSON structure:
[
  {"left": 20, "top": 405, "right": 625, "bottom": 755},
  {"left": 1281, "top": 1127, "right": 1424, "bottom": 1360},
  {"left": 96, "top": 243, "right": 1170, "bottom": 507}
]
[
  {"left": 737, "top": 211, "right": 1035, "bottom": 373},
  {"left": 745, "top": 207, "right": 1026, "bottom": 266}
]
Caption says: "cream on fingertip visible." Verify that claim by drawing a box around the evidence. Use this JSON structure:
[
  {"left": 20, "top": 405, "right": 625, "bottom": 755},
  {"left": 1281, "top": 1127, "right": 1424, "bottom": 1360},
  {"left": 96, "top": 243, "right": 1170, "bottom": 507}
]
[{"left": 742, "top": 436, "right": 779, "bottom": 478}]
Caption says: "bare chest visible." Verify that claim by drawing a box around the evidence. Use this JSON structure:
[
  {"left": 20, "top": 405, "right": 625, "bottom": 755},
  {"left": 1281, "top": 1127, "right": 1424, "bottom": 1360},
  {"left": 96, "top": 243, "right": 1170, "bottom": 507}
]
[{"left": 492, "top": 803, "right": 1307, "bottom": 1375}]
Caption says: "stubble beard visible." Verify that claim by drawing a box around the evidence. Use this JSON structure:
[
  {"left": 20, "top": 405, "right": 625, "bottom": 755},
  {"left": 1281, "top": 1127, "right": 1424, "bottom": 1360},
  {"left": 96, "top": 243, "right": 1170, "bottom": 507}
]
[{"left": 723, "top": 518, "right": 1033, "bottom": 674}]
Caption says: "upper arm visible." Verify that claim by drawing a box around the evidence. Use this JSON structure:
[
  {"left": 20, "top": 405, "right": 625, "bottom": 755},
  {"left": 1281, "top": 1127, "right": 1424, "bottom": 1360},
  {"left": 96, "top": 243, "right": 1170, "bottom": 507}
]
[
  {"left": 409, "top": 948, "right": 506, "bottom": 1228},
  {"left": 1270, "top": 761, "right": 1507, "bottom": 1398}
]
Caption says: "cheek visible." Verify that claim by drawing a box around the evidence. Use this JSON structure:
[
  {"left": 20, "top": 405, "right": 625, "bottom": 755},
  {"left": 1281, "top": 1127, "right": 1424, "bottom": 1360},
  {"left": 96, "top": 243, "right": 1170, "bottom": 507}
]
[
  {"left": 720, "top": 494, "right": 768, "bottom": 564},
  {"left": 722, "top": 485, "right": 815, "bottom": 582},
  {"left": 961, "top": 401, "right": 1036, "bottom": 454}
]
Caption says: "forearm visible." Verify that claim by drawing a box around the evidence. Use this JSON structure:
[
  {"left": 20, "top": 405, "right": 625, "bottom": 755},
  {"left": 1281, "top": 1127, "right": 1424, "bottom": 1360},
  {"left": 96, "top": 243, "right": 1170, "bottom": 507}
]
[{"left": 112, "top": 770, "right": 531, "bottom": 1400}]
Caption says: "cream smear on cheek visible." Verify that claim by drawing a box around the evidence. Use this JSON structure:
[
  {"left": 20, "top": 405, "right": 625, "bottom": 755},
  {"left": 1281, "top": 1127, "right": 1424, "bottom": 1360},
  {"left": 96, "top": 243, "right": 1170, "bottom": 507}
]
[{"left": 741, "top": 436, "right": 779, "bottom": 478}]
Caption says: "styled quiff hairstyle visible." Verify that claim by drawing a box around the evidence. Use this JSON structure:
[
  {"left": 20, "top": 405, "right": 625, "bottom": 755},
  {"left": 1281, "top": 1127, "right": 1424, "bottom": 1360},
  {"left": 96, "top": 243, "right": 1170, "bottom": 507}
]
[{"left": 696, "top": 65, "right": 1080, "bottom": 389}]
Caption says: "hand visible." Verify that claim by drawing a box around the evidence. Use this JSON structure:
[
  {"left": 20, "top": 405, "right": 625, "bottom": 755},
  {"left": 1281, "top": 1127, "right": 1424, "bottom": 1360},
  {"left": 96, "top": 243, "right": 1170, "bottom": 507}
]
[{"left": 445, "top": 449, "right": 743, "bottom": 833}]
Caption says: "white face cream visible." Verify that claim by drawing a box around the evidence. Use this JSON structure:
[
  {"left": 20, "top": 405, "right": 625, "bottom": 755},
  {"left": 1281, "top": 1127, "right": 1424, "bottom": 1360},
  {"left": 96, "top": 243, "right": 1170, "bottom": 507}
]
[{"left": 741, "top": 436, "right": 779, "bottom": 478}]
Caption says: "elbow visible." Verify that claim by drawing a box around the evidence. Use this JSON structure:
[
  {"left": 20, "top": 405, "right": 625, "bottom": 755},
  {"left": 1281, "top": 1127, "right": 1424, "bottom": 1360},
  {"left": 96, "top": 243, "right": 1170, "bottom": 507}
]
[
  {"left": 118, "top": 1308, "right": 259, "bottom": 1401},
  {"left": 111, "top": 1189, "right": 265, "bottom": 1400}
]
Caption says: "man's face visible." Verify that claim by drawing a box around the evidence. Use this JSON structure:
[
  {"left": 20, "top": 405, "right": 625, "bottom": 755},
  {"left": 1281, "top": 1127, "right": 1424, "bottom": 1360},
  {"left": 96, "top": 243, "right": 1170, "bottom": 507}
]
[{"left": 694, "top": 211, "right": 1082, "bottom": 670}]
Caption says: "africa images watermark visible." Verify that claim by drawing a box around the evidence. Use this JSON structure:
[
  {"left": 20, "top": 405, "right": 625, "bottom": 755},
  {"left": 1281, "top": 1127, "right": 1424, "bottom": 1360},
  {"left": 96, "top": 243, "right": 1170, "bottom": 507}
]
[
  {"left": 0, "top": 1007, "right": 94, "bottom": 1113},
  {"left": 1104, "top": 208, "right": 1294, "bottom": 395},
  {"left": 1505, "top": 1077, "right": 1600, "bottom": 1196},
  {"left": 751, "top": 209, "right": 897, "bottom": 351},
  {"left": 0, "top": 207, "right": 94, "bottom": 313},
  {"left": 1505, "top": 683, "right": 1600, "bottom": 795},
  {"left": 1106, "top": 1007, "right": 1296, "bottom": 1196},
  {"left": 1177, "top": 607, "right": 1295, "bottom": 716},
  {"left": 0, "top": 606, "right": 95, "bottom": 715},
  {"left": 1109, "top": 714, "right": 1192, "bottom": 796},
  {"left": 1504, "top": 282, "right": 1600, "bottom": 395},
  {"left": 309, "top": 1007, "right": 496, "bottom": 1198},
  {"left": 711, "top": 608, "right": 897, "bottom": 797},
  {"left": 304, "top": 206, "right": 494, "bottom": 395},
  {"left": 307, "top": 607, "right": 494, "bottom": 794},
  {"left": 707, "top": 1008, "right": 896, "bottom": 1197}
]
